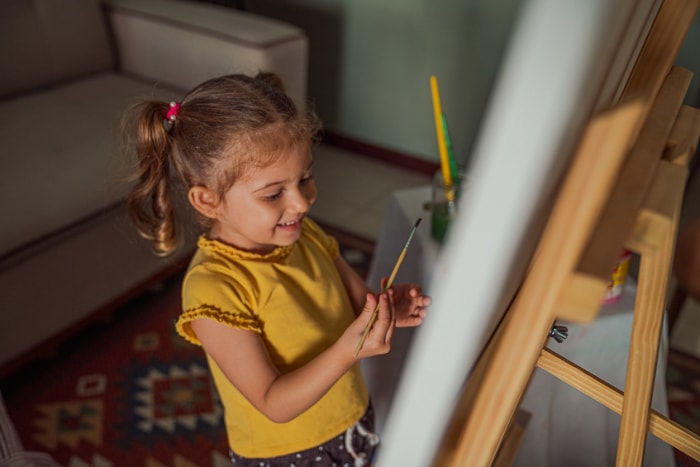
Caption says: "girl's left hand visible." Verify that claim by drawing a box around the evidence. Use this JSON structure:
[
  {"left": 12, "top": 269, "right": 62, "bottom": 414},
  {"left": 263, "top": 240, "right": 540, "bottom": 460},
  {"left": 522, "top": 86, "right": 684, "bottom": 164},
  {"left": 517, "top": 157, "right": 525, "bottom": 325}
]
[{"left": 380, "top": 278, "right": 430, "bottom": 328}]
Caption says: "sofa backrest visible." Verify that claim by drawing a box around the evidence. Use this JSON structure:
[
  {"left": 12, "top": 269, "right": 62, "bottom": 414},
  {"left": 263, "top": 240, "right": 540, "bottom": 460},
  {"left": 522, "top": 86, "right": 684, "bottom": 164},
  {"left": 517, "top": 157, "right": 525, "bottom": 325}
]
[{"left": 0, "top": 0, "right": 115, "bottom": 98}]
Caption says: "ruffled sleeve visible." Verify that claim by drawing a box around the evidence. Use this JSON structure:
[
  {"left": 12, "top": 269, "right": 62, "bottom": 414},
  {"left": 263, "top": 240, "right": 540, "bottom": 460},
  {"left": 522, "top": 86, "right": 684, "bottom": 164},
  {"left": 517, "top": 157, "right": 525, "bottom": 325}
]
[
  {"left": 176, "top": 263, "right": 263, "bottom": 346},
  {"left": 176, "top": 304, "right": 262, "bottom": 345}
]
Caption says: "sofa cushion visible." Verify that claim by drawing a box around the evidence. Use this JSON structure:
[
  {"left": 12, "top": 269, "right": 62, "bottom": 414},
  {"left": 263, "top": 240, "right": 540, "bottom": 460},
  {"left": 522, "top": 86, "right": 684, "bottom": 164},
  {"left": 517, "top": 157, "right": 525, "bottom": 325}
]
[
  {"left": 0, "top": 72, "right": 179, "bottom": 258},
  {"left": 0, "top": 0, "right": 114, "bottom": 99},
  {"left": 106, "top": 0, "right": 308, "bottom": 108}
]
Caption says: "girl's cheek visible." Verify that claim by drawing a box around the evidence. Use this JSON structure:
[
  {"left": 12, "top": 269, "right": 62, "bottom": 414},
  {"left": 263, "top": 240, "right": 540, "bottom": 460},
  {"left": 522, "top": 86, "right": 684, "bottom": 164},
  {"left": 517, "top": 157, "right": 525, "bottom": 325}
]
[{"left": 306, "top": 184, "right": 318, "bottom": 205}]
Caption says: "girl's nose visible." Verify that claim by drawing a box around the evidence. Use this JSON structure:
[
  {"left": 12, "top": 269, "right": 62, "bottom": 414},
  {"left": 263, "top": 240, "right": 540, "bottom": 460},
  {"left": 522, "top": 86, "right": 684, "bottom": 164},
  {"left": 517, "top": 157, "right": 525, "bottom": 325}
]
[{"left": 289, "top": 188, "right": 312, "bottom": 212}]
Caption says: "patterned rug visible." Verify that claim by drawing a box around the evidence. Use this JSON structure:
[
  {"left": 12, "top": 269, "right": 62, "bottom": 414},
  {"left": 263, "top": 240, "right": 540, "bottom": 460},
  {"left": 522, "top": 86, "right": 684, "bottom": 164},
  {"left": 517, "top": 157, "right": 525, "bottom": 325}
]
[{"left": 0, "top": 224, "right": 374, "bottom": 467}]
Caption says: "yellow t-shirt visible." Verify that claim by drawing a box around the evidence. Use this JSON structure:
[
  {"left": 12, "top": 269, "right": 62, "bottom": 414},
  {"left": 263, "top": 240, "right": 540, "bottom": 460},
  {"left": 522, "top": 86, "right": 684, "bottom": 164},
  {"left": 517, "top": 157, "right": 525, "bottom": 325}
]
[{"left": 175, "top": 218, "right": 369, "bottom": 458}]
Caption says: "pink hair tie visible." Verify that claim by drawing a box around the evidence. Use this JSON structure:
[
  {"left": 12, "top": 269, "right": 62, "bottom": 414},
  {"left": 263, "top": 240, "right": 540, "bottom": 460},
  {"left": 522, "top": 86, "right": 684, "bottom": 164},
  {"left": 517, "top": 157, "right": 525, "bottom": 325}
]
[{"left": 163, "top": 101, "right": 180, "bottom": 132}]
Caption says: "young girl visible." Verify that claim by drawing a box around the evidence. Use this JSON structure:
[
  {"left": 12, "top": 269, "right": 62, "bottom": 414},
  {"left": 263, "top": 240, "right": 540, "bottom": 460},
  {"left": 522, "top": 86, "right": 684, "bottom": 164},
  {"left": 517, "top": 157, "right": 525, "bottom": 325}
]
[{"left": 125, "top": 72, "right": 430, "bottom": 466}]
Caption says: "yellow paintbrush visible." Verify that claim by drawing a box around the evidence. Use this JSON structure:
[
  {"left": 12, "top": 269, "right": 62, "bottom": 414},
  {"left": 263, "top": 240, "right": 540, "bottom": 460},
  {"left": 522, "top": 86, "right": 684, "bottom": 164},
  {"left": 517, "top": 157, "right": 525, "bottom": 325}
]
[{"left": 353, "top": 218, "right": 422, "bottom": 357}]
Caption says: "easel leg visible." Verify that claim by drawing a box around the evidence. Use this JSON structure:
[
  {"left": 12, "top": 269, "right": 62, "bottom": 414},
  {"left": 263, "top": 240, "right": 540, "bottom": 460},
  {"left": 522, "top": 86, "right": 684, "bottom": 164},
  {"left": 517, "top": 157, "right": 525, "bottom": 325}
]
[
  {"left": 616, "top": 243, "right": 671, "bottom": 465},
  {"left": 616, "top": 160, "right": 685, "bottom": 465}
]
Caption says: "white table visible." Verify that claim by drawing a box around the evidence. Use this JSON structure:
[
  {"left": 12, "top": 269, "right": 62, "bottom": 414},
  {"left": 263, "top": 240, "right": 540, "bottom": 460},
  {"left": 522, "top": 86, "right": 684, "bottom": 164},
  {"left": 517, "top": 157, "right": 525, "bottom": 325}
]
[{"left": 362, "top": 186, "right": 674, "bottom": 467}]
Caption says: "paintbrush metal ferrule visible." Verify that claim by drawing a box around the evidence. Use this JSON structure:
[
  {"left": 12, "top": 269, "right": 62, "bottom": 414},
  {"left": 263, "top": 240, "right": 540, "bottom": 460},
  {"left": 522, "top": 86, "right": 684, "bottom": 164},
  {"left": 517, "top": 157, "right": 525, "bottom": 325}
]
[{"left": 402, "top": 218, "right": 421, "bottom": 250}]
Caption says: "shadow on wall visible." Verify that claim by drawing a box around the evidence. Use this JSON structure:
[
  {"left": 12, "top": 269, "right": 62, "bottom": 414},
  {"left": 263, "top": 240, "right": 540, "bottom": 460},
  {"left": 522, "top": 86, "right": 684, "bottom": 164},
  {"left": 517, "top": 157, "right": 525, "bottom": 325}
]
[{"left": 200, "top": 0, "right": 345, "bottom": 126}]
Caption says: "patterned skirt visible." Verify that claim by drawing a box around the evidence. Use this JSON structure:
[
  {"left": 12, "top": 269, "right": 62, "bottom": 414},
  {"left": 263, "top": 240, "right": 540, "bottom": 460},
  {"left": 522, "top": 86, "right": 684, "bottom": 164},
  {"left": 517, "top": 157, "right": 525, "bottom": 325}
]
[{"left": 229, "top": 402, "right": 378, "bottom": 467}]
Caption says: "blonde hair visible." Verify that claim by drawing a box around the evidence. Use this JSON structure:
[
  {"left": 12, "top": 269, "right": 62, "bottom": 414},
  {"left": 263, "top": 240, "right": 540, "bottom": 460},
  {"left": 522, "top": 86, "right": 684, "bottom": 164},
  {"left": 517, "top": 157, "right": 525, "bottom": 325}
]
[{"left": 124, "top": 72, "right": 322, "bottom": 256}]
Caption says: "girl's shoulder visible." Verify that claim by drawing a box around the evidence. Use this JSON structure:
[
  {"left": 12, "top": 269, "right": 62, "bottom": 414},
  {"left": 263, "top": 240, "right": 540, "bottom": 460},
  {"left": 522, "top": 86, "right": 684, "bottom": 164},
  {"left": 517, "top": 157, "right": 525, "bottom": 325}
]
[
  {"left": 301, "top": 217, "right": 339, "bottom": 260},
  {"left": 183, "top": 237, "right": 261, "bottom": 303},
  {"left": 301, "top": 216, "right": 323, "bottom": 236}
]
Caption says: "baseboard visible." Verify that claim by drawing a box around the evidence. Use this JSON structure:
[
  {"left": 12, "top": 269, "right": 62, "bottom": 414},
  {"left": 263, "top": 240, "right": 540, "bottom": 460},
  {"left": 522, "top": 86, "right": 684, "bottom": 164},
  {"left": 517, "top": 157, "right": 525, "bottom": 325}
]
[{"left": 322, "top": 130, "right": 439, "bottom": 176}]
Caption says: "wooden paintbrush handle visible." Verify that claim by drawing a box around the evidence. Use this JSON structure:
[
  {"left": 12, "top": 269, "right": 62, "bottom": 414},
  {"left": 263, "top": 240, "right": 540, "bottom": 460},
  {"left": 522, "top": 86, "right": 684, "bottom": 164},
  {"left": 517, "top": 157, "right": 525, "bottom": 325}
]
[{"left": 353, "top": 301, "right": 381, "bottom": 357}]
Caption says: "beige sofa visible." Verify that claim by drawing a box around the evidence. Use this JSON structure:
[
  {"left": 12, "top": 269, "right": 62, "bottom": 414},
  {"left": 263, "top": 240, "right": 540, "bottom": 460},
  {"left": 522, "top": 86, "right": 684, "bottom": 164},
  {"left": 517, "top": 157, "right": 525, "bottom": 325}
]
[{"left": 0, "top": 0, "right": 308, "bottom": 373}]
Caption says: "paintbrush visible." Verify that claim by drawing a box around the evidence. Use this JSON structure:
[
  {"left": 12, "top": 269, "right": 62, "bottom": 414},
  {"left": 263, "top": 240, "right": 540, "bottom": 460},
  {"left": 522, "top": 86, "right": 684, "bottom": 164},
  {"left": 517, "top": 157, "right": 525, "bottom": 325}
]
[{"left": 353, "top": 218, "right": 422, "bottom": 357}]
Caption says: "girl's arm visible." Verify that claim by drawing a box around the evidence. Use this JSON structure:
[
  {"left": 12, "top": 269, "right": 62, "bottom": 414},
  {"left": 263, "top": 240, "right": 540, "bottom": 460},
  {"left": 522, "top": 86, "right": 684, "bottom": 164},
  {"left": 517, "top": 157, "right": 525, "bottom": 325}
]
[
  {"left": 334, "top": 254, "right": 374, "bottom": 315},
  {"left": 189, "top": 291, "right": 395, "bottom": 423}
]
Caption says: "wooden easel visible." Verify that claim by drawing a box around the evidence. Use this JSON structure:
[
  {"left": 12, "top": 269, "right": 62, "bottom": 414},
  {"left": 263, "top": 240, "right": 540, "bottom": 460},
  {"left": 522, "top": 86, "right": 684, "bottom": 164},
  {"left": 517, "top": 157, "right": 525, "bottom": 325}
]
[{"left": 433, "top": 0, "right": 700, "bottom": 465}]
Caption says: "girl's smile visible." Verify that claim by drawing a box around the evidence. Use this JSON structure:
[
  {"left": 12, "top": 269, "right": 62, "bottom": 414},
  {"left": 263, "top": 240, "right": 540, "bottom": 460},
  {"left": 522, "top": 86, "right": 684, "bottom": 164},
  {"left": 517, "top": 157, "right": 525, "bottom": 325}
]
[{"left": 277, "top": 218, "right": 304, "bottom": 232}]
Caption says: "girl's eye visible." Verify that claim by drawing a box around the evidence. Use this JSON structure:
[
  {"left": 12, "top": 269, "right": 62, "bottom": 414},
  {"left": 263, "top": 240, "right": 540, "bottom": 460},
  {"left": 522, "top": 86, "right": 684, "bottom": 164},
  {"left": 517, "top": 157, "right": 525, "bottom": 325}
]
[
  {"left": 300, "top": 174, "right": 314, "bottom": 185},
  {"left": 264, "top": 191, "right": 283, "bottom": 201}
]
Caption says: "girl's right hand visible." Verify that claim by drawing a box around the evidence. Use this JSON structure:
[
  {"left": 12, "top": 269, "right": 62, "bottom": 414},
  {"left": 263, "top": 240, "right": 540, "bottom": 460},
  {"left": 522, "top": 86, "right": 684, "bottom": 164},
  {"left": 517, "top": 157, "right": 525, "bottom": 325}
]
[{"left": 343, "top": 291, "right": 396, "bottom": 359}]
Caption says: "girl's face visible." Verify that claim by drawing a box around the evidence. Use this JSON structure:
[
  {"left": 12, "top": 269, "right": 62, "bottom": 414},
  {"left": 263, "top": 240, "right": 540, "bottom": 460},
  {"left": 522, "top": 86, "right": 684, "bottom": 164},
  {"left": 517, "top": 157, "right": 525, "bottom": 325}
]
[{"left": 206, "top": 144, "right": 317, "bottom": 254}]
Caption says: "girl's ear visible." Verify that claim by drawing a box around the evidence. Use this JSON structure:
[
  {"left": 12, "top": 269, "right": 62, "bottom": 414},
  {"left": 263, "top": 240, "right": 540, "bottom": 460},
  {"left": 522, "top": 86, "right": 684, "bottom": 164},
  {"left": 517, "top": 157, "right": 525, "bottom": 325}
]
[{"left": 188, "top": 186, "right": 220, "bottom": 219}]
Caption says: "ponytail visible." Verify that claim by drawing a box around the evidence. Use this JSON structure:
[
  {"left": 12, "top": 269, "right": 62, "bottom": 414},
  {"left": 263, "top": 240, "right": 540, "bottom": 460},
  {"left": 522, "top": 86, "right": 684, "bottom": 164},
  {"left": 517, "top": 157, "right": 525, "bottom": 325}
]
[{"left": 125, "top": 100, "right": 179, "bottom": 256}]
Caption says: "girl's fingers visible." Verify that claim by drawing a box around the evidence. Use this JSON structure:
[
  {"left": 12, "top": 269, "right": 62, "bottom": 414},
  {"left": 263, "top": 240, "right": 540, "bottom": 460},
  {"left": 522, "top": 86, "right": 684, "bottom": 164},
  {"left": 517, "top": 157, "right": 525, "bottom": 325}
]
[
  {"left": 354, "top": 285, "right": 429, "bottom": 355},
  {"left": 368, "top": 292, "right": 395, "bottom": 349},
  {"left": 375, "top": 293, "right": 392, "bottom": 328},
  {"left": 360, "top": 293, "right": 377, "bottom": 320}
]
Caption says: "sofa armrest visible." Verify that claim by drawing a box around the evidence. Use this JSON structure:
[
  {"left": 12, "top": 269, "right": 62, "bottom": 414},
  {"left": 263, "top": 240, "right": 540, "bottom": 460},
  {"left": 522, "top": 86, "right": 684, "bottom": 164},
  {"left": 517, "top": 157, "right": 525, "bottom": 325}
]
[{"left": 102, "top": 0, "right": 308, "bottom": 107}]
